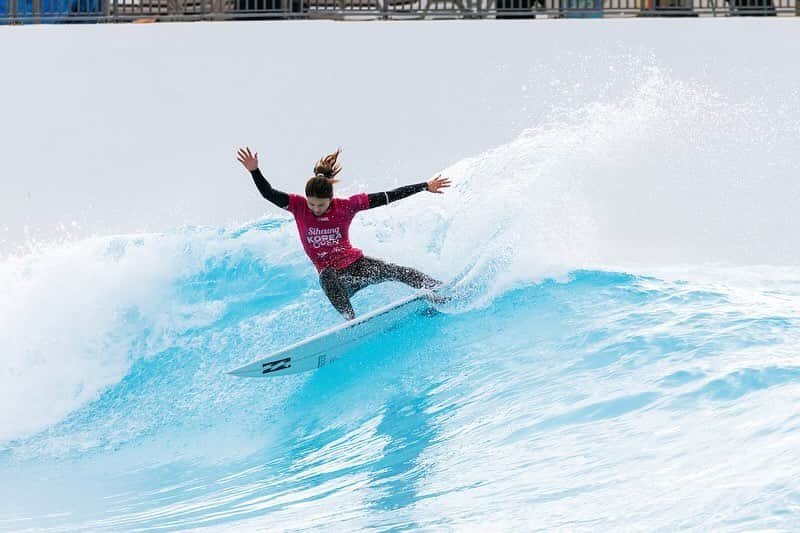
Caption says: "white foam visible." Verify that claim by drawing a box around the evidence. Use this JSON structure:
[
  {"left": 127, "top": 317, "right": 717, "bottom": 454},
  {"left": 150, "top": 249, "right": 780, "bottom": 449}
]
[
  {"left": 0, "top": 224, "right": 302, "bottom": 444},
  {"left": 348, "top": 63, "right": 800, "bottom": 305}
]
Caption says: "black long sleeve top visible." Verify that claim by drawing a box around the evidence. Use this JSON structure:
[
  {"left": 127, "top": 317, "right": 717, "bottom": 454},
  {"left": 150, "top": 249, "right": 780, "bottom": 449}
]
[
  {"left": 249, "top": 168, "right": 428, "bottom": 210},
  {"left": 250, "top": 168, "right": 290, "bottom": 209}
]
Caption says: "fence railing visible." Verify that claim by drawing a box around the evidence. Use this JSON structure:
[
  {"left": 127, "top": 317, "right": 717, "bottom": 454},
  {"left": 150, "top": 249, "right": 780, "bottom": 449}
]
[{"left": 1, "top": 0, "right": 796, "bottom": 23}]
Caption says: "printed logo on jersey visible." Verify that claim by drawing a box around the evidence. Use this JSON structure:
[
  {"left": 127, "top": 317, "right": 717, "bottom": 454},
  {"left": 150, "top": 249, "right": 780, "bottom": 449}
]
[{"left": 306, "top": 226, "right": 342, "bottom": 249}]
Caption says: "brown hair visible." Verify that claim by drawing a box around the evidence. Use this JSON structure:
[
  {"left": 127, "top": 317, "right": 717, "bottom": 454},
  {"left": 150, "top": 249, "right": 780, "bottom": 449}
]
[{"left": 305, "top": 148, "right": 342, "bottom": 199}]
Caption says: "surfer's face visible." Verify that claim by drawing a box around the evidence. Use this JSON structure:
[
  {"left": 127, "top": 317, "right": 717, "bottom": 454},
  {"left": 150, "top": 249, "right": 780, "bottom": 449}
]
[{"left": 307, "top": 196, "right": 331, "bottom": 217}]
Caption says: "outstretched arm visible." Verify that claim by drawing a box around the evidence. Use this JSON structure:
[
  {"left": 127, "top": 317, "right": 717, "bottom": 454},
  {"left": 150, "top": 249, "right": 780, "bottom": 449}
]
[
  {"left": 237, "top": 147, "right": 290, "bottom": 210},
  {"left": 366, "top": 175, "right": 451, "bottom": 209}
]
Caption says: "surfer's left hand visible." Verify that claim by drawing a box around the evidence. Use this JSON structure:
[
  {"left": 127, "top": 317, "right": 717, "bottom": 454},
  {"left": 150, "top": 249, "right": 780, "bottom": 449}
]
[{"left": 427, "top": 175, "right": 451, "bottom": 194}]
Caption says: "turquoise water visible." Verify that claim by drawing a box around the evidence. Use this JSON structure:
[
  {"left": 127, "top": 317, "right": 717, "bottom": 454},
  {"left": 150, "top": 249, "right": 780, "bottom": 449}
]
[{"left": 2, "top": 217, "right": 800, "bottom": 530}]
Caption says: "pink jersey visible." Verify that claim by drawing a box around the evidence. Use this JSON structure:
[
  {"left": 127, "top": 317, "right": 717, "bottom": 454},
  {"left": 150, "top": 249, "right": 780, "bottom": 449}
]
[{"left": 287, "top": 192, "right": 371, "bottom": 272}]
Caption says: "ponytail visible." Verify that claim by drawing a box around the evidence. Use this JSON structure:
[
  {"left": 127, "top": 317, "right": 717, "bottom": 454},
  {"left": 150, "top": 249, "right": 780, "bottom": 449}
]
[
  {"left": 313, "top": 148, "right": 342, "bottom": 182},
  {"left": 306, "top": 148, "right": 342, "bottom": 199}
]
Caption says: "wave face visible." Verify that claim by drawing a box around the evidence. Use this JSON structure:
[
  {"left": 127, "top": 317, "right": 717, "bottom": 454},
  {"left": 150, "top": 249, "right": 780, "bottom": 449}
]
[
  {"left": 3, "top": 51, "right": 800, "bottom": 530},
  {"left": 2, "top": 225, "right": 800, "bottom": 530}
]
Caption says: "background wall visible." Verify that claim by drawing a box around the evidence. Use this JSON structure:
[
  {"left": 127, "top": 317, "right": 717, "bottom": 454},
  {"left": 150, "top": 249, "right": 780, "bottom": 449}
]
[{"left": 2, "top": 19, "right": 799, "bottom": 264}]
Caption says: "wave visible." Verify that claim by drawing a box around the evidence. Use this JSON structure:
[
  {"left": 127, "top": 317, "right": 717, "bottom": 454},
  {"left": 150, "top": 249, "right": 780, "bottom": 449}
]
[
  {"left": 2, "top": 264, "right": 800, "bottom": 530},
  {"left": 2, "top": 63, "right": 800, "bottom": 529}
]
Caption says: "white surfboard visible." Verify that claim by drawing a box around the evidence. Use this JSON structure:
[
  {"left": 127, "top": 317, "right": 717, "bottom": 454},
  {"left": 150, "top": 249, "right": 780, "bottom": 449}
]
[{"left": 227, "top": 292, "right": 435, "bottom": 378}]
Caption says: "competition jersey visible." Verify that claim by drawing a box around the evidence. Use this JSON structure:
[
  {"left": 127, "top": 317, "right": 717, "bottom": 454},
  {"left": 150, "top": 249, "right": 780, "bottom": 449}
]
[{"left": 287, "top": 192, "right": 370, "bottom": 272}]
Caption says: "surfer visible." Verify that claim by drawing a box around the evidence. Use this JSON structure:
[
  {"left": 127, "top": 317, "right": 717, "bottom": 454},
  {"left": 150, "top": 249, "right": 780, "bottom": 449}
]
[{"left": 237, "top": 147, "right": 451, "bottom": 320}]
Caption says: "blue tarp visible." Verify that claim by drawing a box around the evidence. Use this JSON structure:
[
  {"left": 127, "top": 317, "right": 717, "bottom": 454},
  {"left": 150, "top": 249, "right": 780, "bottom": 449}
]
[{"left": 1, "top": 0, "right": 102, "bottom": 22}]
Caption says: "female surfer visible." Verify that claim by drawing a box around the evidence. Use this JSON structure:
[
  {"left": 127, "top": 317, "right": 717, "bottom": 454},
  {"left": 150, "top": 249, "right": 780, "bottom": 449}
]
[{"left": 236, "top": 147, "right": 451, "bottom": 320}]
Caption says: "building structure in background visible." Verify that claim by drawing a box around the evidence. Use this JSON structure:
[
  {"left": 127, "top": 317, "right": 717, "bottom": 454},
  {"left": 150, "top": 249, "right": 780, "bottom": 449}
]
[{"left": 0, "top": 0, "right": 794, "bottom": 22}]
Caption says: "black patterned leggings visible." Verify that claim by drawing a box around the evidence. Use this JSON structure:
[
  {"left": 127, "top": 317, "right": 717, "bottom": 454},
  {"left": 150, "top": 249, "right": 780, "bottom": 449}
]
[{"left": 319, "top": 256, "right": 441, "bottom": 320}]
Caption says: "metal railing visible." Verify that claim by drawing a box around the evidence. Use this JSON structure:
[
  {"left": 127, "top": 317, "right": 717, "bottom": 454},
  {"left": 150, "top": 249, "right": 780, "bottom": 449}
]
[{"left": 1, "top": 0, "right": 796, "bottom": 23}]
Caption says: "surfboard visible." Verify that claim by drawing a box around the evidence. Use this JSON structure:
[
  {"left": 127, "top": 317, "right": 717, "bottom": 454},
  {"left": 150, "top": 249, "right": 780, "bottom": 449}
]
[{"left": 227, "top": 292, "right": 436, "bottom": 378}]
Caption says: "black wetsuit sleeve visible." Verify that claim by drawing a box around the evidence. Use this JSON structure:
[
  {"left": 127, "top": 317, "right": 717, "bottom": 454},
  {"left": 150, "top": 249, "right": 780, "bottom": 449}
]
[
  {"left": 250, "top": 168, "right": 290, "bottom": 209},
  {"left": 366, "top": 182, "right": 428, "bottom": 209}
]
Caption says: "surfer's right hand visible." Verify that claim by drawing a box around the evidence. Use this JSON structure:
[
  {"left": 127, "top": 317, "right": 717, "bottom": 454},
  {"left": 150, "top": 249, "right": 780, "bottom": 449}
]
[{"left": 237, "top": 147, "right": 259, "bottom": 172}]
